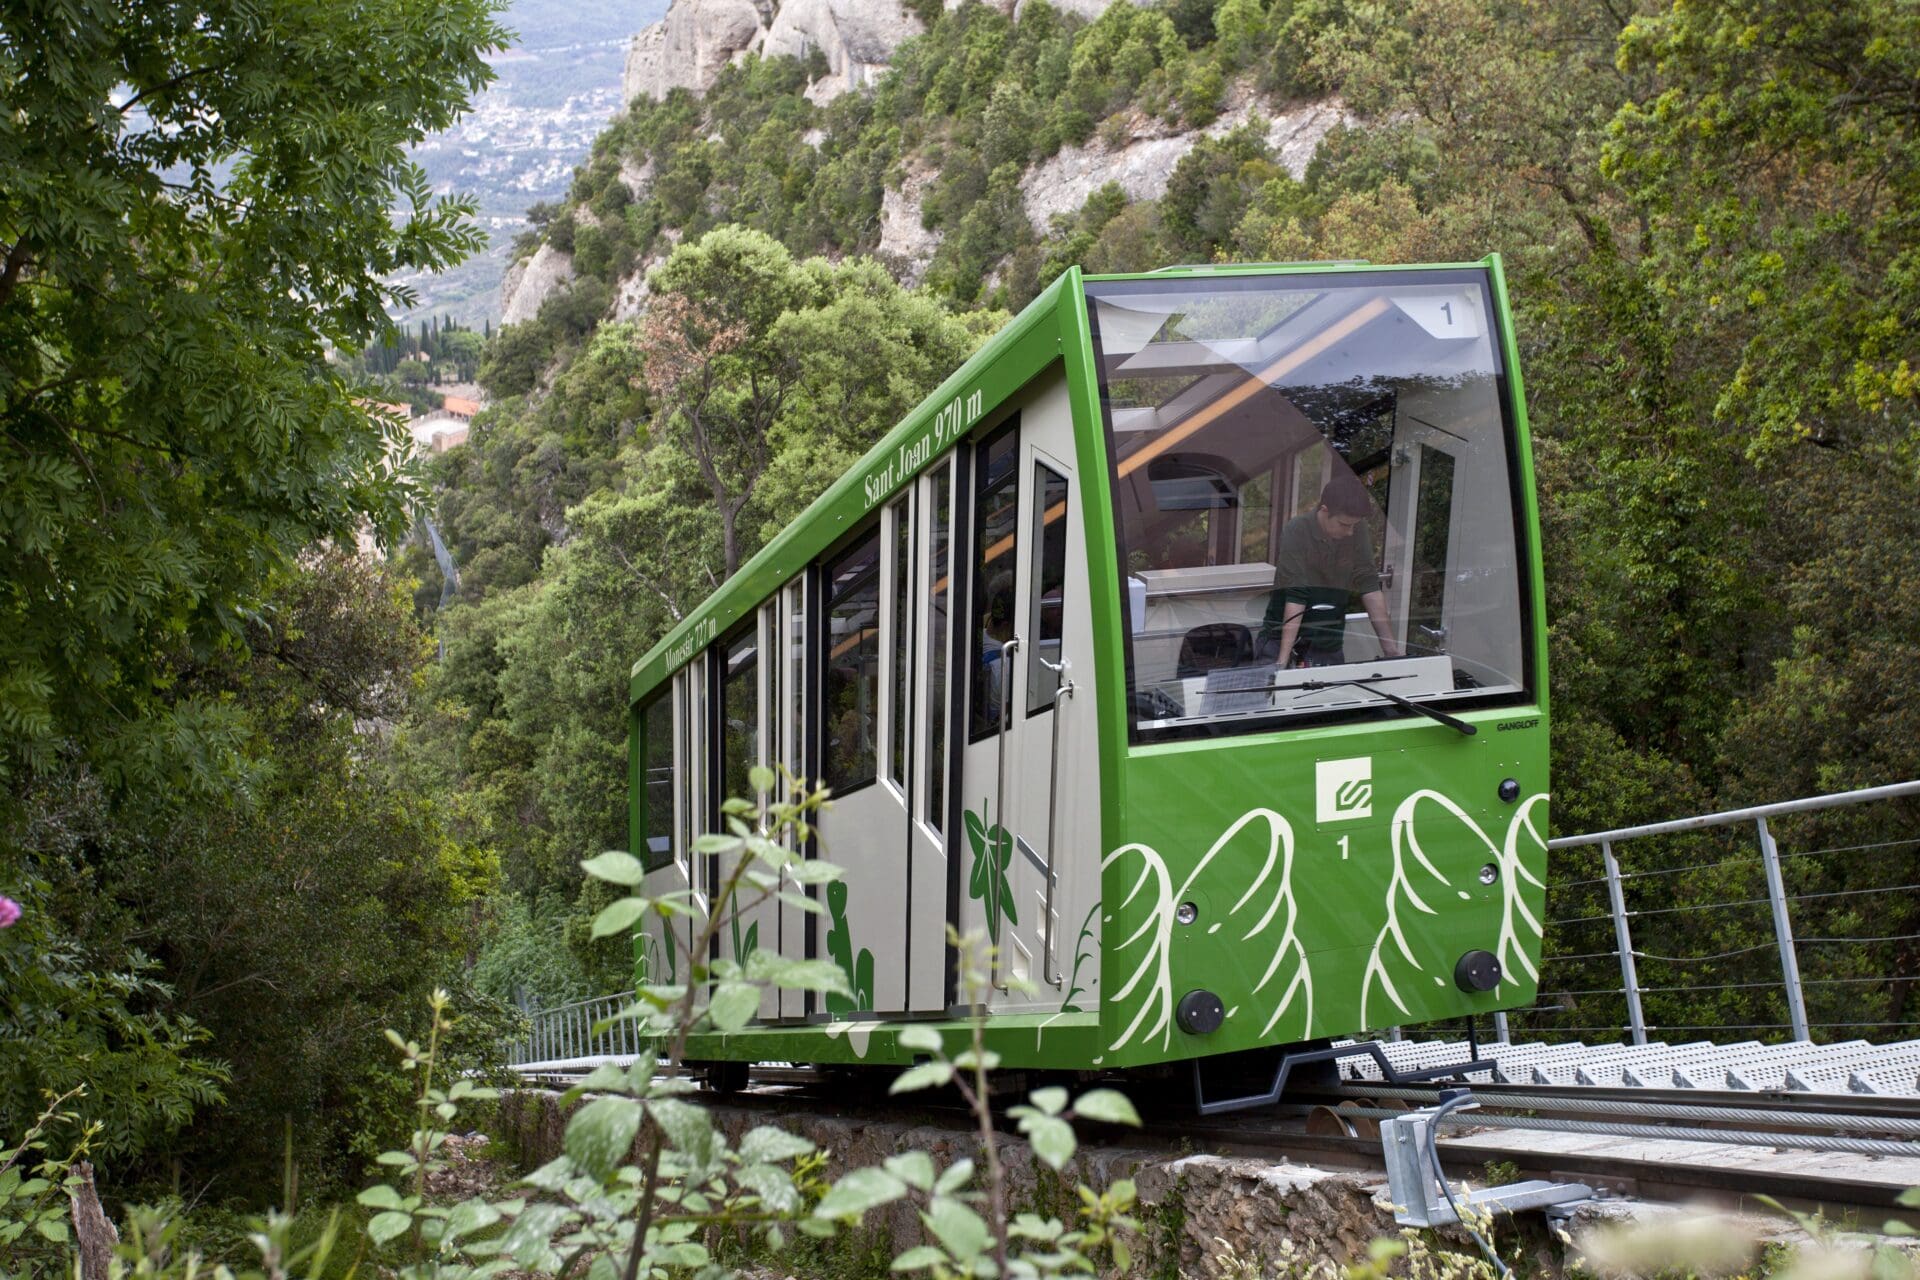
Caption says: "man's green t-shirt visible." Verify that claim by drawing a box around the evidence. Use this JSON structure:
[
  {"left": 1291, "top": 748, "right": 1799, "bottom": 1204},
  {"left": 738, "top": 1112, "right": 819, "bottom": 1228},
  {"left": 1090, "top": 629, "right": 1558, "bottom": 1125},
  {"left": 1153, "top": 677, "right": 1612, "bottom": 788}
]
[{"left": 1260, "top": 514, "right": 1382, "bottom": 657}]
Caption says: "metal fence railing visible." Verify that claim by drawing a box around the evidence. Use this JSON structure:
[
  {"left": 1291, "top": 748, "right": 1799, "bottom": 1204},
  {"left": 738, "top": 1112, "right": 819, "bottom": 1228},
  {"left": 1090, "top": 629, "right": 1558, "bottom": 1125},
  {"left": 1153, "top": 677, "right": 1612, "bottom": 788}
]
[
  {"left": 509, "top": 991, "right": 645, "bottom": 1066},
  {"left": 1502, "top": 780, "right": 1920, "bottom": 1047}
]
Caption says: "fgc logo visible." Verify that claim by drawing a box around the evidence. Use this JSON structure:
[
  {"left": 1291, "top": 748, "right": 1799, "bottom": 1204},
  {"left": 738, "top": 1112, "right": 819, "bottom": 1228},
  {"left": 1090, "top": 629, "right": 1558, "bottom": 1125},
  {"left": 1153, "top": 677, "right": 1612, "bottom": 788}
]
[{"left": 1316, "top": 756, "right": 1373, "bottom": 824}]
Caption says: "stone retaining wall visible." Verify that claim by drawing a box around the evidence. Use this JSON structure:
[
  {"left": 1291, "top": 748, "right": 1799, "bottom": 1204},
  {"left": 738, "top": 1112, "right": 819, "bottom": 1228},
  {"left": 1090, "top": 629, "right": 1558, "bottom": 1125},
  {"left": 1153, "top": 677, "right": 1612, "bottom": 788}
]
[{"left": 495, "top": 1090, "right": 1465, "bottom": 1277}]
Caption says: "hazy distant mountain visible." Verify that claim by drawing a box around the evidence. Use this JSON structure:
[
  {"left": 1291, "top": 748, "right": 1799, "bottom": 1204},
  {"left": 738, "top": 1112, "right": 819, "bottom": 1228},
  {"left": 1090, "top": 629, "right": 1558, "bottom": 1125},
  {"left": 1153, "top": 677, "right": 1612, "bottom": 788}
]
[{"left": 392, "top": 0, "right": 669, "bottom": 328}]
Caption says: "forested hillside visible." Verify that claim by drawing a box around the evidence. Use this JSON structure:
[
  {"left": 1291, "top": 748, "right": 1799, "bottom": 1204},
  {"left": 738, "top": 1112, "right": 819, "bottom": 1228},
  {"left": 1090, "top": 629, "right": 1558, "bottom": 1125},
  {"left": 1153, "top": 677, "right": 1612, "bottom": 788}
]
[
  {"left": 5, "top": 0, "right": 1917, "bottom": 1217},
  {"left": 407, "top": 0, "right": 1920, "bottom": 1009}
]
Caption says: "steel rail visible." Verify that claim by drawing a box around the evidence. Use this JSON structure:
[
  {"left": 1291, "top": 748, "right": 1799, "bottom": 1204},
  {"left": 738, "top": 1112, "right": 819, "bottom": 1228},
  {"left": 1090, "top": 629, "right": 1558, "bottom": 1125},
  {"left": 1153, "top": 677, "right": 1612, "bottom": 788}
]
[
  {"left": 1328, "top": 1106, "right": 1920, "bottom": 1158},
  {"left": 1322, "top": 1084, "right": 1920, "bottom": 1133},
  {"left": 1170, "top": 1117, "right": 1920, "bottom": 1216}
]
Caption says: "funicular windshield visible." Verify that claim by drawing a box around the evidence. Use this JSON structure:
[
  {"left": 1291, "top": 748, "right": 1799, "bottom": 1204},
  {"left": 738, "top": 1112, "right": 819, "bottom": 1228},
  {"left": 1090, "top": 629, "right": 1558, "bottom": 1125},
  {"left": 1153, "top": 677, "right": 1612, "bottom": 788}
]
[{"left": 1087, "top": 269, "right": 1530, "bottom": 736}]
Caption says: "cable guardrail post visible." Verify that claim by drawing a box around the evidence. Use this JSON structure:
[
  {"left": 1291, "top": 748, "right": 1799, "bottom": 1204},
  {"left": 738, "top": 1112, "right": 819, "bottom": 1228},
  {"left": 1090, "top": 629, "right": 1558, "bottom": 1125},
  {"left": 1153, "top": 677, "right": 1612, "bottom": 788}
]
[
  {"left": 1755, "top": 816, "right": 1810, "bottom": 1042},
  {"left": 1601, "top": 838, "right": 1648, "bottom": 1045}
]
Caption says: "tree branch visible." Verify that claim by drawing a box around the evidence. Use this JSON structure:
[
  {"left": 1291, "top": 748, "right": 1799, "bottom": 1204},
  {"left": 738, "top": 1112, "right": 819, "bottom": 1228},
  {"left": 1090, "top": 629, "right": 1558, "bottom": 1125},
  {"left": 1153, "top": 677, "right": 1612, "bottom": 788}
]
[{"left": 0, "top": 239, "right": 32, "bottom": 310}]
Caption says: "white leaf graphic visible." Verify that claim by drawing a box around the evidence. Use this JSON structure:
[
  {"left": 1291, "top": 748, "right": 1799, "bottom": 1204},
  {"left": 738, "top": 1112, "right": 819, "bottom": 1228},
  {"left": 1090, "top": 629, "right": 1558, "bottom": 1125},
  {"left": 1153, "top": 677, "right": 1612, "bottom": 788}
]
[
  {"left": 1363, "top": 790, "right": 1549, "bottom": 1026},
  {"left": 1495, "top": 793, "right": 1550, "bottom": 984},
  {"left": 1099, "top": 840, "right": 1175, "bottom": 1052},
  {"left": 1101, "top": 808, "right": 1313, "bottom": 1051}
]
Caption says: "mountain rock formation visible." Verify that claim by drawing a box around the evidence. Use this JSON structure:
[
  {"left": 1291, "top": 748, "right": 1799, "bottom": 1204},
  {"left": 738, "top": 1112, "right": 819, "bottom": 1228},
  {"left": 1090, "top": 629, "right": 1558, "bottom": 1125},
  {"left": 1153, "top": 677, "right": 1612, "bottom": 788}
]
[
  {"left": 624, "top": 0, "right": 927, "bottom": 107},
  {"left": 500, "top": 242, "right": 574, "bottom": 326},
  {"left": 622, "top": 0, "right": 1130, "bottom": 106}
]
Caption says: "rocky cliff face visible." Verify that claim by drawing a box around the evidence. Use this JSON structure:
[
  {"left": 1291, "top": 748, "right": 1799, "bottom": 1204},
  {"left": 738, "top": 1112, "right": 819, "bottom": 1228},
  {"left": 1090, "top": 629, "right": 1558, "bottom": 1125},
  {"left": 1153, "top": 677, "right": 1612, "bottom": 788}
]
[
  {"left": 874, "top": 93, "right": 1353, "bottom": 283},
  {"left": 622, "top": 0, "right": 772, "bottom": 104},
  {"left": 506, "top": 84, "right": 1353, "bottom": 323},
  {"left": 500, "top": 243, "right": 574, "bottom": 327},
  {"left": 1019, "top": 95, "right": 1351, "bottom": 230},
  {"left": 624, "top": 0, "right": 927, "bottom": 107},
  {"left": 620, "top": 0, "right": 1131, "bottom": 106}
]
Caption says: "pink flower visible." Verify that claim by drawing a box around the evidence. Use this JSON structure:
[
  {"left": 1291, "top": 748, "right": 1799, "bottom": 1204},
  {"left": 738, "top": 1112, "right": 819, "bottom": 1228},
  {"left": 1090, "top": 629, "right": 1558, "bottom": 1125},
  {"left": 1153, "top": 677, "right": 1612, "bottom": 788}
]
[{"left": 0, "top": 896, "right": 20, "bottom": 929}]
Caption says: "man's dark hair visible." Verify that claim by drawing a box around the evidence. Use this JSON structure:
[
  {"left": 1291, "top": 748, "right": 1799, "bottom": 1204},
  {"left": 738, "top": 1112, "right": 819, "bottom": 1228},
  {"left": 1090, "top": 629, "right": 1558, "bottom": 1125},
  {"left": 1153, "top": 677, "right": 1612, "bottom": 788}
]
[{"left": 1319, "top": 474, "right": 1373, "bottom": 518}]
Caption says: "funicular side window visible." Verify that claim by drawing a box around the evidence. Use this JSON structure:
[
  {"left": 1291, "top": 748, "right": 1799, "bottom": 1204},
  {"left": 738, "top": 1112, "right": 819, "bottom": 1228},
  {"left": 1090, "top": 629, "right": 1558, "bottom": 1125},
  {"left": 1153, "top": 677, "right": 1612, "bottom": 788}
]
[
  {"left": 721, "top": 627, "right": 758, "bottom": 806},
  {"left": 1087, "top": 270, "right": 1530, "bottom": 738},
  {"left": 889, "top": 496, "right": 913, "bottom": 789},
  {"left": 1028, "top": 463, "right": 1069, "bottom": 713},
  {"left": 925, "top": 461, "right": 953, "bottom": 825},
  {"left": 676, "top": 669, "right": 694, "bottom": 872},
  {"left": 787, "top": 580, "right": 806, "bottom": 780},
  {"left": 640, "top": 690, "right": 674, "bottom": 871},
  {"left": 970, "top": 420, "right": 1020, "bottom": 740},
  {"left": 823, "top": 529, "right": 882, "bottom": 793}
]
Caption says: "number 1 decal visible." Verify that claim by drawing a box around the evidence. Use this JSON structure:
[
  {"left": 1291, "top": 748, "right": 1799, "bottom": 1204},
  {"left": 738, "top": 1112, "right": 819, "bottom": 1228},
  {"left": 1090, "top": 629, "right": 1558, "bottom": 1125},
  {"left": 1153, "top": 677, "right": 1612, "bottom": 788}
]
[{"left": 1338, "top": 834, "right": 1350, "bottom": 861}]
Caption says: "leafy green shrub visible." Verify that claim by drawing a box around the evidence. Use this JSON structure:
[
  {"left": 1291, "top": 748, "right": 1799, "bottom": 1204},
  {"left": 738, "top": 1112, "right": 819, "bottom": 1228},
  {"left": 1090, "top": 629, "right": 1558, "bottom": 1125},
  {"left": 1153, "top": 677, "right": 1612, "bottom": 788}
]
[
  {"left": 1, "top": 1089, "right": 96, "bottom": 1280},
  {"left": 478, "top": 322, "right": 555, "bottom": 398},
  {"left": 343, "top": 979, "right": 523, "bottom": 1175},
  {"left": 1159, "top": 121, "right": 1283, "bottom": 260},
  {"left": 540, "top": 278, "right": 614, "bottom": 340},
  {"left": 0, "top": 872, "right": 227, "bottom": 1165},
  {"left": 4, "top": 552, "right": 500, "bottom": 1201},
  {"left": 344, "top": 773, "right": 1146, "bottom": 1280},
  {"left": 1176, "top": 57, "right": 1225, "bottom": 126}
]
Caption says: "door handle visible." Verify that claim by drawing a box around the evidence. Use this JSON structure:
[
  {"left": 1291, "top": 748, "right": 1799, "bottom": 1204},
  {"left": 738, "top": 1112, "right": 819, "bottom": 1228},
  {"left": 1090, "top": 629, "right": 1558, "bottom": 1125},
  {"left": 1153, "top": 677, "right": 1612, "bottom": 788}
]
[
  {"left": 1040, "top": 658, "right": 1073, "bottom": 989},
  {"left": 992, "top": 635, "right": 1020, "bottom": 993}
]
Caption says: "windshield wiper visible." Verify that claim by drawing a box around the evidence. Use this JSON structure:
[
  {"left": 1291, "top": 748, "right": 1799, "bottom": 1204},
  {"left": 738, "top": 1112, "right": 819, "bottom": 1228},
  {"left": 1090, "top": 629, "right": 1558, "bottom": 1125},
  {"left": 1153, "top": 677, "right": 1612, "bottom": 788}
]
[{"left": 1296, "top": 675, "right": 1476, "bottom": 737}]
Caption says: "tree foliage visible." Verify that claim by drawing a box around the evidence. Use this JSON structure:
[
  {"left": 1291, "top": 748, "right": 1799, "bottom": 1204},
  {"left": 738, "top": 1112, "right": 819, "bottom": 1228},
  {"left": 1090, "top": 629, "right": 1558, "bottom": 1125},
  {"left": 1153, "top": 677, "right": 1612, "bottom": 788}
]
[
  {"left": 0, "top": 0, "right": 505, "bottom": 791},
  {"left": 2, "top": 551, "right": 503, "bottom": 1196}
]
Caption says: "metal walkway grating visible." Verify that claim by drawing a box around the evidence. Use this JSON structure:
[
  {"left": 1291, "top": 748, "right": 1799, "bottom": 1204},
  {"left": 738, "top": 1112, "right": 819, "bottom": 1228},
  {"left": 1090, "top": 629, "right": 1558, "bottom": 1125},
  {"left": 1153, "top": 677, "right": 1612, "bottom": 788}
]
[{"left": 1335, "top": 1037, "right": 1920, "bottom": 1096}]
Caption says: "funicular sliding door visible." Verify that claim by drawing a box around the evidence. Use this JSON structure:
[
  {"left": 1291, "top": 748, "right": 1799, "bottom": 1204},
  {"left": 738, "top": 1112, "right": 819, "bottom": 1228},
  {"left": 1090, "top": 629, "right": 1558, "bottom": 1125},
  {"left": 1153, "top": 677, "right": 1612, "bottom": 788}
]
[
  {"left": 638, "top": 653, "right": 707, "bottom": 1004},
  {"left": 904, "top": 459, "right": 957, "bottom": 1013},
  {"left": 707, "top": 581, "right": 831, "bottom": 1025},
  {"left": 951, "top": 372, "right": 1090, "bottom": 1011},
  {"left": 774, "top": 580, "right": 809, "bottom": 1021},
  {"left": 710, "top": 612, "right": 791, "bottom": 1021},
  {"left": 634, "top": 681, "right": 686, "bottom": 1000},
  {"left": 809, "top": 503, "right": 916, "bottom": 1017}
]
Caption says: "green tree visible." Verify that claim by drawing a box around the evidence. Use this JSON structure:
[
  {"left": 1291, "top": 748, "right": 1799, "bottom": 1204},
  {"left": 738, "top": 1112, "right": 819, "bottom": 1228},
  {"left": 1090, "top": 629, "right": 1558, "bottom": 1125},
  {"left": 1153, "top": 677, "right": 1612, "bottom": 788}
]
[
  {"left": 3, "top": 552, "right": 500, "bottom": 1195},
  {"left": 1605, "top": 0, "right": 1920, "bottom": 468},
  {"left": 0, "top": 0, "right": 505, "bottom": 791},
  {"left": 639, "top": 228, "right": 983, "bottom": 574},
  {"left": 638, "top": 229, "right": 817, "bottom": 575}
]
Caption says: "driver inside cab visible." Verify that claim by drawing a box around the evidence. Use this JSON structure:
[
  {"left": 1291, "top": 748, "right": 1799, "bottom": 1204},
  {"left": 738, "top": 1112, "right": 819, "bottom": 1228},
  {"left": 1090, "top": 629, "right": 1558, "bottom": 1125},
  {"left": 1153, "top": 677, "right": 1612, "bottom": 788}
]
[{"left": 1259, "top": 474, "right": 1402, "bottom": 668}]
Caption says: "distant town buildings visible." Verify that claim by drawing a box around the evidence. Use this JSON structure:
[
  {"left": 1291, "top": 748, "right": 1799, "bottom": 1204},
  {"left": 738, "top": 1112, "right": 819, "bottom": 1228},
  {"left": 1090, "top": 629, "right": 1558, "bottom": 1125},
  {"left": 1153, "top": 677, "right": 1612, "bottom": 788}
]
[{"left": 408, "top": 391, "right": 484, "bottom": 454}]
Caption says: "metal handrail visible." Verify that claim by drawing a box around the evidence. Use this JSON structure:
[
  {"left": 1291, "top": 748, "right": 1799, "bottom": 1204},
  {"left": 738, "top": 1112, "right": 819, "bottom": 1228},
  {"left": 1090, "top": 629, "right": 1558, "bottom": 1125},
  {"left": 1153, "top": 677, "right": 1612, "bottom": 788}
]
[
  {"left": 510, "top": 990, "right": 641, "bottom": 1067},
  {"left": 991, "top": 635, "right": 1020, "bottom": 993},
  {"left": 1547, "top": 780, "right": 1920, "bottom": 848},
  {"left": 1040, "top": 657, "right": 1074, "bottom": 988},
  {"left": 1520, "top": 779, "right": 1920, "bottom": 1047}
]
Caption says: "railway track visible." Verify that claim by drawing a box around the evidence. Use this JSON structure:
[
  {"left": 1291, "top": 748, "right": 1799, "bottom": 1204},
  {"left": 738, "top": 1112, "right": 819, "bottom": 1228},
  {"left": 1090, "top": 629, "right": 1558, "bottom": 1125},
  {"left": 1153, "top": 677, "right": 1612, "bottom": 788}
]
[{"left": 512, "top": 1046, "right": 1920, "bottom": 1221}]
